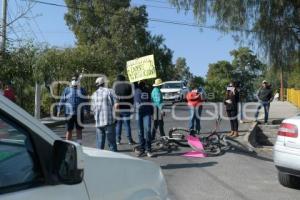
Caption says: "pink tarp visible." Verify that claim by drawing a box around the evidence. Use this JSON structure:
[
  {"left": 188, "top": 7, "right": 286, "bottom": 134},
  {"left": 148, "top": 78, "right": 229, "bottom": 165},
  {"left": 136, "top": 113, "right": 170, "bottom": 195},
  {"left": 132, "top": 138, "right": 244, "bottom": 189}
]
[{"left": 182, "top": 135, "right": 207, "bottom": 158}]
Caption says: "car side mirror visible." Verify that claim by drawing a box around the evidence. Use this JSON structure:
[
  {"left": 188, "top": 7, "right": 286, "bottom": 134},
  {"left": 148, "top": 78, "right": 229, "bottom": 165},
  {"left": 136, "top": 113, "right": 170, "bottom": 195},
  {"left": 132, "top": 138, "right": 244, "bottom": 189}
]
[{"left": 53, "top": 140, "right": 84, "bottom": 185}]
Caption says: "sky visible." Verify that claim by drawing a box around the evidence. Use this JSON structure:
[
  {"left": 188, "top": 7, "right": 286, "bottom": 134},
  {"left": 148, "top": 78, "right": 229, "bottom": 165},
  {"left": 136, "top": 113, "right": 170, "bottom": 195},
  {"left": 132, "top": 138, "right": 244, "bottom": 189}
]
[{"left": 8, "top": 0, "right": 249, "bottom": 77}]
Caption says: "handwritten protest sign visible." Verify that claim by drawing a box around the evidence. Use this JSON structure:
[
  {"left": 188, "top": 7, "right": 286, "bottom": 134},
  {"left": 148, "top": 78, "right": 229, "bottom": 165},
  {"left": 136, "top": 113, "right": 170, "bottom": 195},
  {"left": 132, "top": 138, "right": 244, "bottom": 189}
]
[{"left": 126, "top": 55, "right": 157, "bottom": 82}]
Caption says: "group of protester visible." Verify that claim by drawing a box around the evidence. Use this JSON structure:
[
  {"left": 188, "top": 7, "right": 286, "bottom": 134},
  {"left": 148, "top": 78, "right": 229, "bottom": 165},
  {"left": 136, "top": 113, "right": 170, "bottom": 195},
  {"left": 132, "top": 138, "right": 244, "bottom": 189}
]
[
  {"left": 56, "top": 74, "right": 276, "bottom": 157},
  {"left": 1, "top": 74, "right": 276, "bottom": 156},
  {"left": 224, "top": 80, "right": 274, "bottom": 137},
  {"left": 57, "top": 75, "right": 166, "bottom": 157}
]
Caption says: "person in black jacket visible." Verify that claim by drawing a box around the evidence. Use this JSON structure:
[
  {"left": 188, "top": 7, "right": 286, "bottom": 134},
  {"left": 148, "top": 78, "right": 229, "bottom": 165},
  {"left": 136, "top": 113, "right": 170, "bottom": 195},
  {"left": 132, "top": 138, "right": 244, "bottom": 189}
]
[
  {"left": 114, "top": 74, "right": 136, "bottom": 145},
  {"left": 134, "top": 81, "right": 154, "bottom": 157},
  {"left": 255, "top": 80, "right": 273, "bottom": 123},
  {"left": 224, "top": 81, "right": 240, "bottom": 137}
]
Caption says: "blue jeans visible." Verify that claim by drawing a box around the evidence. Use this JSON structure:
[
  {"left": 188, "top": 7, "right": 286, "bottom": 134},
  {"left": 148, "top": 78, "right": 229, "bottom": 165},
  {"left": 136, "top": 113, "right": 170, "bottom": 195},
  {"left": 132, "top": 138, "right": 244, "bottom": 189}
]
[
  {"left": 116, "top": 112, "right": 133, "bottom": 142},
  {"left": 255, "top": 102, "right": 270, "bottom": 123},
  {"left": 137, "top": 112, "right": 152, "bottom": 152},
  {"left": 96, "top": 124, "right": 117, "bottom": 152},
  {"left": 189, "top": 106, "right": 203, "bottom": 133}
]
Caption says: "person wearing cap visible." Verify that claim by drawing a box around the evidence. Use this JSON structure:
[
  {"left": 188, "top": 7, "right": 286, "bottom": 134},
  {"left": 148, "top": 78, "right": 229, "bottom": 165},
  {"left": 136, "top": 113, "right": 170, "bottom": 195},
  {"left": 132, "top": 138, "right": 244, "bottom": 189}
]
[
  {"left": 114, "top": 74, "right": 136, "bottom": 145},
  {"left": 224, "top": 81, "right": 240, "bottom": 137},
  {"left": 57, "top": 75, "right": 89, "bottom": 144},
  {"left": 91, "top": 77, "right": 117, "bottom": 152},
  {"left": 186, "top": 87, "right": 205, "bottom": 134},
  {"left": 134, "top": 80, "right": 154, "bottom": 157},
  {"left": 255, "top": 80, "right": 273, "bottom": 123},
  {"left": 151, "top": 78, "right": 165, "bottom": 140}
]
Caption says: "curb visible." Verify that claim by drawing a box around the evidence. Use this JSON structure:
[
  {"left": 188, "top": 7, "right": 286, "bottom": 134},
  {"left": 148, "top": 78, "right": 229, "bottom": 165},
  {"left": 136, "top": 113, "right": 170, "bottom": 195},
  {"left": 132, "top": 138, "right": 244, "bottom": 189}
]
[
  {"left": 245, "top": 120, "right": 280, "bottom": 151},
  {"left": 242, "top": 122, "right": 259, "bottom": 151}
]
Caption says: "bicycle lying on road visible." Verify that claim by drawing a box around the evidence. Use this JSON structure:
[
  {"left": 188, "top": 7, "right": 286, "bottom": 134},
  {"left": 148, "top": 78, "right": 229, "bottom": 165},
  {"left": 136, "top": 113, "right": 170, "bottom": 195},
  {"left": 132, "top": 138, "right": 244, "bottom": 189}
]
[{"left": 134, "top": 116, "right": 252, "bottom": 156}]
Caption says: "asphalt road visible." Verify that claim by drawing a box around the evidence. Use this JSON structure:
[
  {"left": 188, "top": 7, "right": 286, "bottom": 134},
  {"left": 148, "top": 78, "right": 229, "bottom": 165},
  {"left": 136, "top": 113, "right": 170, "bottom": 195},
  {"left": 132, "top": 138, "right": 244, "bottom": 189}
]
[{"left": 52, "top": 104, "right": 300, "bottom": 200}]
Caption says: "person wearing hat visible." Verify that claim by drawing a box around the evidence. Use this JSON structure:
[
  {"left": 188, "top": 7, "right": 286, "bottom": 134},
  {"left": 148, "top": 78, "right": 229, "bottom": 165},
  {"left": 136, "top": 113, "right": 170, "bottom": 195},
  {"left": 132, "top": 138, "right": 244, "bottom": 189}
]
[
  {"left": 57, "top": 75, "right": 89, "bottom": 144},
  {"left": 91, "top": 77, "right": 117, "bottom": 152},
  {"left": 255, "top": 80, "right": 273, "bottom": 123},
  {"left": 151, "top": 78, "right": 165, "bottom": 140}
]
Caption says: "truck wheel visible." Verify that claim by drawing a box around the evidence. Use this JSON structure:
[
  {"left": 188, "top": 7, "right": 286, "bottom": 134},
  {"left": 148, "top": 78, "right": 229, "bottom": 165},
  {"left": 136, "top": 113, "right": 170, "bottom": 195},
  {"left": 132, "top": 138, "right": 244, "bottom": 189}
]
[{"left": 278, "top": 171, "right": 300, "bottom": 188}]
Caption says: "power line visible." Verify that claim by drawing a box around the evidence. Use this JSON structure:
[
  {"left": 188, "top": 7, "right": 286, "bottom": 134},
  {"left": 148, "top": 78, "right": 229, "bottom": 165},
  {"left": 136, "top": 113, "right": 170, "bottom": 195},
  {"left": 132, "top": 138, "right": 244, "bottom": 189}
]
[
  {"left": 23, "top": 0, "right": 254, "bottom": 33},
  {"left": 7, "top": 13, "right": 22, "bottom": 42},
  {"left": 29, "top": 9, "right": 47, "bottom": 42}
]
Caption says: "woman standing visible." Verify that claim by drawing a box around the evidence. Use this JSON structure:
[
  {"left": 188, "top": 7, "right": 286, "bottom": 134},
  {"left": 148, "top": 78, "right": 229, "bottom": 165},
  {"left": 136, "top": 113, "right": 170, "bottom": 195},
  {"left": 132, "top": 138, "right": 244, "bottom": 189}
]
[{"left": 224, "top": 82, "right": 240, "bottom": 137}]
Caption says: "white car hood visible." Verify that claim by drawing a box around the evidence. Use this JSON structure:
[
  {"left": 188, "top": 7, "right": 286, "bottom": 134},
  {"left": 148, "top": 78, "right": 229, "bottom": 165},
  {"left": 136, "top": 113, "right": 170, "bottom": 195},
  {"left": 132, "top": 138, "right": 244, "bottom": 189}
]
[
  {"left": 82, "top": 147, "right": 168, "bottom": 200},
  {"left": 161, "top": 88, "right": 181, "bottom": 93}
]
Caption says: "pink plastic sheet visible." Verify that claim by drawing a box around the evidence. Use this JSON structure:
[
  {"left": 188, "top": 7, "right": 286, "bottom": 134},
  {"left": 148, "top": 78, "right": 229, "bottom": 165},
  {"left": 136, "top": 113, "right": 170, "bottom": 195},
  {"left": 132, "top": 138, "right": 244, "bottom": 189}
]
[{"left": 182, "top": 135, "right": 207, "bottom": 158}]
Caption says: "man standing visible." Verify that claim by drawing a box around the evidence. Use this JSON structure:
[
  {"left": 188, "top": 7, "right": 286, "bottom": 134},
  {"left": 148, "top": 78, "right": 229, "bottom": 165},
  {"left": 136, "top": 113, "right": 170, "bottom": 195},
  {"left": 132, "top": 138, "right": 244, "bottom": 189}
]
[
  {"left": 255, "top": 80, "right": 273, "bottom": 124},
  {"left": 91, "top": 77, "right": 117, "bottom": 152},
  {"left": 134, "top": 81, "right": 154, "bottom": 157},
  {"left": 151, "top": 78, "right": 165, "bottom": 140},
  {"left": 57, "top": 76, "right": 89, "bottom": 144},
  {"left": 114, "top": 74, "right": 136, "bottom": 145},
  {"left": 186, "top": 87, "right": 204, "bottom": 134}
]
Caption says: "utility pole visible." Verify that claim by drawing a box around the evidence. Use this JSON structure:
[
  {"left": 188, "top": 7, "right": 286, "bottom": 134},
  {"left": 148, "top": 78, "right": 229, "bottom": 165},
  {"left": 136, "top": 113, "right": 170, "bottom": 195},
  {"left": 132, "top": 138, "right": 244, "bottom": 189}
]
[
  {"left": 1, "top": 0, "right": 7, "bottom": 57},
  {"left": 280, "top": 66, "right": 284, "bottom": 101}
]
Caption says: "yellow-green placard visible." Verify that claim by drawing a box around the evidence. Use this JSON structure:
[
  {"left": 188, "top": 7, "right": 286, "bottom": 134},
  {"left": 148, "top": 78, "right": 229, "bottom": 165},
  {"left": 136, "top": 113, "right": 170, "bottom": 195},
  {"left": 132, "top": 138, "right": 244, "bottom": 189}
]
[{"left": 127, "top": 55, "right": 157, "bottom": 82}]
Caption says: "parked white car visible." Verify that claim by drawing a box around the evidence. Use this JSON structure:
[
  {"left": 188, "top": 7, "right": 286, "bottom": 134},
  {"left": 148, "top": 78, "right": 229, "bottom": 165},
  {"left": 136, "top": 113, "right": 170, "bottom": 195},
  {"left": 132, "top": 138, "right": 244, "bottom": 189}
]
[
  {"left": 273, "top": 116, "right": 300, "bottom": 188},
  {"left": 161, "top": 81, "right": 189, "bottom": 103},
  {"left": 0, "top": 95, "right": 169, "bottom": 199}
]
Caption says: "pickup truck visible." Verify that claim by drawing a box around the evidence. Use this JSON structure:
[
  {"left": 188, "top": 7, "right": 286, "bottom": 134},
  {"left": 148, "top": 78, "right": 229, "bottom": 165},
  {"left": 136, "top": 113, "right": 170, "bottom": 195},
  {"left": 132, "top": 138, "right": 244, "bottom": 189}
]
[
  {"left": 161, "top": 81, "right": 189, "bottom": 103},
  {"left": 0, "top": 95, "right": 169, "bottom": 200}
]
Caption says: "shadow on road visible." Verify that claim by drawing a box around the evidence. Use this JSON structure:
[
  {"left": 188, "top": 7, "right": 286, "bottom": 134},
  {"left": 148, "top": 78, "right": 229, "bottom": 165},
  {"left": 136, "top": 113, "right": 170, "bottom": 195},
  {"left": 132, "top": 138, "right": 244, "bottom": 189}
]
[{"left": 161, "top": 161, "right": 218, "bottom": 170}]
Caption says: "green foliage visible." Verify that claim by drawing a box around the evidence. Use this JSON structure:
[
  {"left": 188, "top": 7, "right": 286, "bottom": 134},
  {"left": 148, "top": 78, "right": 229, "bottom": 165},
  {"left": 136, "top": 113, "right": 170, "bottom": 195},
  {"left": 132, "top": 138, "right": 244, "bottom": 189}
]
[
  {"left": 205, "top": 60, "right": 233, "bottom": 101},
  {"left": 230, "top": 47, "right": 266, "bottom": 99},
  {"left": 189, "top": 76, "right": 205, "bottom": 89},
  {"left": 173, "top": 57, "right": 192, "bottom": 81},
  {"left": 0, "top": 43, "right": 39, "bottom": 113},
  {"left": 205, "top": 47, "right": 266, "bottom": 101},
  {"left": 170, "top": 0, "right": 300, "bottom": 69},
  {"left": 1, "top": 1, "right": 189, "bottom": 115}
]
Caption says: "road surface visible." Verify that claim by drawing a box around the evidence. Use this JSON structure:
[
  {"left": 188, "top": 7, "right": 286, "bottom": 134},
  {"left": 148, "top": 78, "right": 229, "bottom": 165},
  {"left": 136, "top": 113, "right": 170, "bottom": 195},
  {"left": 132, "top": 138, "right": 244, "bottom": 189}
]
[{"left": 52, "top": 104, "right": 300, "bottom": 200}]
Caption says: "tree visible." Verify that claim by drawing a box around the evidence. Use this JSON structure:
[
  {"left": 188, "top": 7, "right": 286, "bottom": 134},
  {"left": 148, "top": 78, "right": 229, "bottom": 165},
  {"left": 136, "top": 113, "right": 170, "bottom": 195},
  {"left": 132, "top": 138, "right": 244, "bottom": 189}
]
[
  {"left": 173, "top": 57, "right": 192, "bottom": 81},
  {"left": 64, "top": 0, "right": 175, "bottom": 79},
  {"left": 189, "top": 75, "right": 205, "bottom": 89},
  {"left": 171, "top": 0, "right": 300, "bottom": 99},
  {"left": 230, "top": 47, "right": 266, "bottom": 100},
  {"left": 205, "top": 47, "right": 266, "bottom": 101},
  {"left": 205, "top": 61, "right": 233, "bottom": 101},
  {"left": 170, "top": 0, "right": 299, "bottom": 67}
]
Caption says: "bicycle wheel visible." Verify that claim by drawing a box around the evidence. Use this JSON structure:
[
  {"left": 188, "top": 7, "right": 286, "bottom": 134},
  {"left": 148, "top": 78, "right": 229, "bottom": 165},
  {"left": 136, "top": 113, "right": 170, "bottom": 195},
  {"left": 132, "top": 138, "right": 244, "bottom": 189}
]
[
  {"left": 168, "top": 128, "right": 190, "bottom": 147},
  {"left": 204, "top": 143, "right": 221, "bottom": 156}
]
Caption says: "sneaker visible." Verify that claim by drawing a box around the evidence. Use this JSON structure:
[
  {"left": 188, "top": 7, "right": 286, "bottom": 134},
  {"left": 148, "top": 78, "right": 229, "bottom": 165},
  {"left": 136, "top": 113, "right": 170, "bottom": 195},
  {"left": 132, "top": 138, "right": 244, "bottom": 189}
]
[
  {"left": 136, "top": 151, "right": 145, "bottom": 157},
  {"left": 146, "top": 152, "right": 154, "bottom": 158},
  {"left": 116, "top": 141, "right": 121, "bottom": 145}
]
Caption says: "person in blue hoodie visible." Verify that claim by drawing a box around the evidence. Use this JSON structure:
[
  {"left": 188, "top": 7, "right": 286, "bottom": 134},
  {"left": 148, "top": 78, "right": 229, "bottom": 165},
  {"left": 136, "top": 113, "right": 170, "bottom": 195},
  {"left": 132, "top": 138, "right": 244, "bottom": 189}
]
[{"left": 134, "top": 81, "right": 154, "bottom": 157}]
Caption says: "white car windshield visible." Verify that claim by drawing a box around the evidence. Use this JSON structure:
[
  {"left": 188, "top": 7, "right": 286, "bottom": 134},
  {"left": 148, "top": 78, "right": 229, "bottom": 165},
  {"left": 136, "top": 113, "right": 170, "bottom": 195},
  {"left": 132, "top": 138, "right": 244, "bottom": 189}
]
[{"left": 163, "top": 83, "right": 182, "bottom": 89}]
